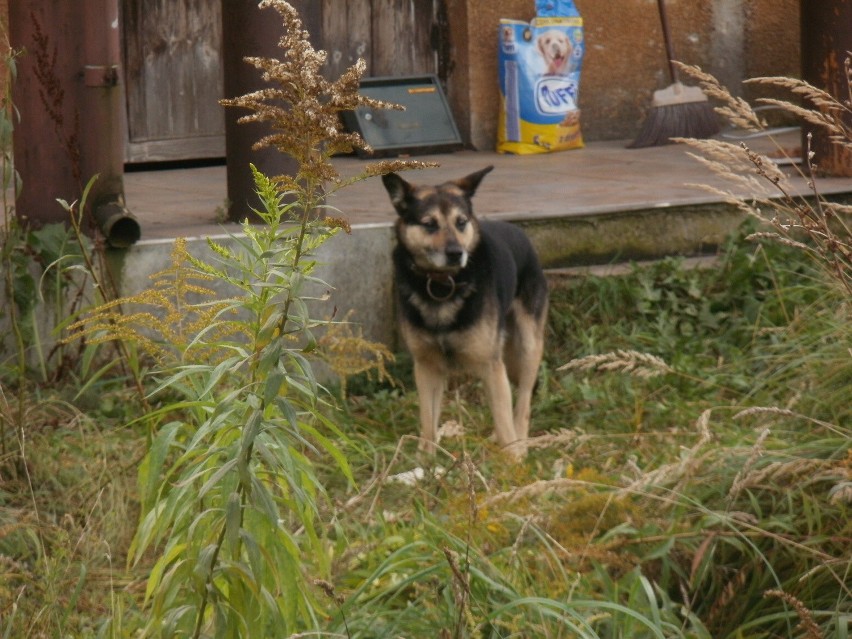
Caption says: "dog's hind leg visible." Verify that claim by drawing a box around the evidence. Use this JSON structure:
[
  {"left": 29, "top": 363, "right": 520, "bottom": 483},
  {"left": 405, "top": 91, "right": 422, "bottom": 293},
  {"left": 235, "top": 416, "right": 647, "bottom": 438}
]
[
  {"left": 505, "top": 303, "right": 547, "bottom": 446},
  {"left": 413, "top": 360, "right": 446, "bottom": 455},
  {"left": 479, "top": 359, "right": 526, "bottom": 460}
]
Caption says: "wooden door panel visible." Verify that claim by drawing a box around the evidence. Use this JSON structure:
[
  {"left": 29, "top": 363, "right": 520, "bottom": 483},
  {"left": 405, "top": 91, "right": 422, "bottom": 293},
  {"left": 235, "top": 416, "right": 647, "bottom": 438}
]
[
  {"left": 122, "top": 0, "right": 224, "bottom": 162},
  {"left": 321, "top": 0, "right": 437, "bottom": 79},
  {"left": 322, "top": 0, "right": 372, "bottom": 80},
  {"left": 122, "top": 1, "right": 436, "bottom": 162},
  {"left": 371, "top": 0, "right": 436, "bottom": 76}
]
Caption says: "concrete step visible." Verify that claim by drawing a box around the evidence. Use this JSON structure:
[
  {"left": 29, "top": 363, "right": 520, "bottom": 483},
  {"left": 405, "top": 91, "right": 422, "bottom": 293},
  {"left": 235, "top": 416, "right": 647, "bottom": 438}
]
[{"left": 114, "top": 134, "right": 852, "bottom": 346}]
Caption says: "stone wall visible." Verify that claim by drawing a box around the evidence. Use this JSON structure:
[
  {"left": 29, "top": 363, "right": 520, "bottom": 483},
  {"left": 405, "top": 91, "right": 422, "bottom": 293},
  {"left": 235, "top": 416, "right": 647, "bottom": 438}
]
[{"left": 446, "top": 0, "right": 800, "bottom": 150}]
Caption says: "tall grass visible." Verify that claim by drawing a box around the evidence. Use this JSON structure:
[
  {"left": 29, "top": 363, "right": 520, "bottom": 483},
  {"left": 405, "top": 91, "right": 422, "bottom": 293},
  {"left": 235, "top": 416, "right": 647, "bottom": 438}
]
[
  {"left": 9, "top": 224, "right": 846, "bottom": 637},
  {"left": 335, "top": 223, "right": 849, "bottom": 638}
]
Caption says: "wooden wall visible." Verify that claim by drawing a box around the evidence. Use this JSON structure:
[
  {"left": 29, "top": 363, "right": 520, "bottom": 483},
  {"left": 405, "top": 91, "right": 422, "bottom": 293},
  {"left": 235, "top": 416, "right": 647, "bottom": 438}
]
[
  {"left": 122, "top": 0, "right": 224, "bottom": 162},
  {"left": 321, "top": 0, "right": 438, "bottom": 80}
]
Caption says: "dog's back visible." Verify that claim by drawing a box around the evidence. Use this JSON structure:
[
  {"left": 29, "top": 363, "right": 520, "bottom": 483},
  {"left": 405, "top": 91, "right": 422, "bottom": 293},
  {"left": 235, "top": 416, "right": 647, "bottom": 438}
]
[{"left": 479, "top": 219, "right": 549, "bottom": 324}]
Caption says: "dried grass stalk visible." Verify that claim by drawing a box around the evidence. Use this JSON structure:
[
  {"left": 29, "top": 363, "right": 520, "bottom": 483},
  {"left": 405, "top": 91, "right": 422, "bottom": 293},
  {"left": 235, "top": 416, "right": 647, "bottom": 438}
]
[
  {"left": 675, "top": 60, "right": 852, "bottom": 295},
  {"left": 764, "top": 589, "right": 823, "bottom": 639},
  {"left": 558, "top": 350, "right": 673, "bottom": 378}
]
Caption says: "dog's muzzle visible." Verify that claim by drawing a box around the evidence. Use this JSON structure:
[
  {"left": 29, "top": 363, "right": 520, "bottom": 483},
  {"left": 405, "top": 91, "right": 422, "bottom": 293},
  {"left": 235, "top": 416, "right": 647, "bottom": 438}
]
[{"left": 445, "top": 245, "right": 466, "bottom": 267}]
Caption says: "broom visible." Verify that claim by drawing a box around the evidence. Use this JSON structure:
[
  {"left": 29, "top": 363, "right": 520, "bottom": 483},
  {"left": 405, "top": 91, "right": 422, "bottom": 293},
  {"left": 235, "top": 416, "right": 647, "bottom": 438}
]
[{"left": 628, "top": 0, "right": 719, "bottom": 148}]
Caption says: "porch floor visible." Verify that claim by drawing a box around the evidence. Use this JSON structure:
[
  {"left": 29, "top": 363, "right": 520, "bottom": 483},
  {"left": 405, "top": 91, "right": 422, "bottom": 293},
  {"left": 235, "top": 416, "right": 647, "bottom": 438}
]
[{"left": 123, "top": 132, "right": 852, "bottom": 243}]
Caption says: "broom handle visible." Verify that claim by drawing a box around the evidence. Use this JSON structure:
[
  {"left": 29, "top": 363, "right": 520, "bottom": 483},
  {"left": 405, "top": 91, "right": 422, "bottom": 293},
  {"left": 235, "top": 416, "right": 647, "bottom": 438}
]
[{"left": 657, "top": 0, "right": 681, "bottom": 84}]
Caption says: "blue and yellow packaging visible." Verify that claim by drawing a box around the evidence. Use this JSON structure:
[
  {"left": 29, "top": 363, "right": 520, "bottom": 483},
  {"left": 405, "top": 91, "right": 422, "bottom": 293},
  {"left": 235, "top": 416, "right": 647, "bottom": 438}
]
[{"left": 497, "top": 3, "right": 584, "bottom": 154}]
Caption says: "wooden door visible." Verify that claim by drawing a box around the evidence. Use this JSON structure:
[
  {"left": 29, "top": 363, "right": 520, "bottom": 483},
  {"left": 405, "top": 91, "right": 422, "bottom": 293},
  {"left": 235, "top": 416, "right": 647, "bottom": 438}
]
[
  {"left": 122, "top": 0, "right": 224, "bottom": 163},
  {"left": 321, "top": 0, "right": 439, "bottom": 80},
  {"left": 121, "top": 1, "right": 437, "bottom": 163}
]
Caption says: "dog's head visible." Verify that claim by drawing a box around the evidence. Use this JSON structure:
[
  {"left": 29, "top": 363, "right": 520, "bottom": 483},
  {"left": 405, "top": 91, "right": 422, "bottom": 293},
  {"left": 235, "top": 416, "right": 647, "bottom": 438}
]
[
  {"left": 383, "top": 166, "right": 493, "bottom": 273},
  {"left": 537, "top": 29, "right": 571, "bottom": 73}
]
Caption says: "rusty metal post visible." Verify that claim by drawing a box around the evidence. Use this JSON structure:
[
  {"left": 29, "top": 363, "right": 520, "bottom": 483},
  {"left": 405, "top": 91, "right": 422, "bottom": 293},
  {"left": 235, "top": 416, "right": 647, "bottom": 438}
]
[
  {"left": 10, "top": 0, "right": 138, "bottom": 245},
  {"left": 221, "top": 0, "right": 320, "bottom": 222},
  {"left": 801, "top": 0, "right": 852, "bottom": 176}
]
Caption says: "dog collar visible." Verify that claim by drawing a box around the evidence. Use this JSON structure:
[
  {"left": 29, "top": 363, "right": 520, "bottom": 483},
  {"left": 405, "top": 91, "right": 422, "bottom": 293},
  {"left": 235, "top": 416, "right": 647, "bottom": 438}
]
[
  {"left": 425, "top": 275, "right": 456, "bottom": 301},
  {"left": 408, "top": 264, "right": 465, "bottom": 301}
]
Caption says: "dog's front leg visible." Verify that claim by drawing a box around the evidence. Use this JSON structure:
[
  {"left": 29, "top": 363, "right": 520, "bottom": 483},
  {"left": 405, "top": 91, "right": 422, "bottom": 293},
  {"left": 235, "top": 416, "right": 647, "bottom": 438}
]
[
  {"left": 481, "top": 359, "right": 526, "bottom": 460},
  {"left": 413, "top": 360, "right": 446, "bottom": 455}
]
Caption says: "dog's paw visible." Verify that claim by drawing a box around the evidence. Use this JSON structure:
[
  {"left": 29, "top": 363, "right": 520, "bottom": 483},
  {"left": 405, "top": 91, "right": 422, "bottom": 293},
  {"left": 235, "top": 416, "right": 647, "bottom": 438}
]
[{"left": 502, "top": 439, "right": 528, "bottom": 462}]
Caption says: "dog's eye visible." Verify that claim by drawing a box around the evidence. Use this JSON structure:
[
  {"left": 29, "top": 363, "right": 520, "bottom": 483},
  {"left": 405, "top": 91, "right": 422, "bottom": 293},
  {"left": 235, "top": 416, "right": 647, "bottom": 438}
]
[
  {"left": 422, "top": 219, "right": 439, "bottom": 233},
  {"left": 455, "top": 218, "right": 468, "bottom": 231}
]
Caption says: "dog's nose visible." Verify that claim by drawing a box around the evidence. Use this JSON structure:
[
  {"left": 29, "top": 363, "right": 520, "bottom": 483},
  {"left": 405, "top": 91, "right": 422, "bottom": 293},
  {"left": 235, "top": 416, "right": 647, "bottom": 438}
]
[{"left": 445, "top": 245, "right": 464, "bottom": 265}]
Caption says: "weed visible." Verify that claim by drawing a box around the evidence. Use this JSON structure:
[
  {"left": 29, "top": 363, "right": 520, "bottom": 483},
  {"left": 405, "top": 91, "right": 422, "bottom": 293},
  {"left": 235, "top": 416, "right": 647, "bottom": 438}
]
[
  {"left": 30, "top": 11, "right": 82, "bottom": 191},
  {"left": 117, "top": 2, "right": 426, "bottom": 636},
  {"left": 675, "top": 60, "right": 852, "bottom": 295}
]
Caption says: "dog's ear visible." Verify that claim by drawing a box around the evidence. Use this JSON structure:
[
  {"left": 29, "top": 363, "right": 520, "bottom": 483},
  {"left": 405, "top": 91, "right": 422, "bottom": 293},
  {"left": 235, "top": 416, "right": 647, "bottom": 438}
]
[
  {"left": 382, "top": 172, "right": 416, "bottom": 216},
  {"left": 453, "top": 165, "right": 494, "bottom": 199}
]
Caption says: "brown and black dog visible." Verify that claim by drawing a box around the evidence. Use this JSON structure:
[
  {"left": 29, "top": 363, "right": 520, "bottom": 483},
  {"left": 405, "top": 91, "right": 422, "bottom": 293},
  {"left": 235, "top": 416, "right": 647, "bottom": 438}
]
[{"left": 382, "top": 166, "right": 549, "bottom": 460}]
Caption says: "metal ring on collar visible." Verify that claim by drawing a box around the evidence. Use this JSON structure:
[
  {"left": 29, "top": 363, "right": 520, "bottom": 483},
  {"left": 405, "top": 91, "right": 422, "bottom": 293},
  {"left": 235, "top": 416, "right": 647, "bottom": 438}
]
[{"left": 426, "top": 275, "right": 456, "bottom": 301}]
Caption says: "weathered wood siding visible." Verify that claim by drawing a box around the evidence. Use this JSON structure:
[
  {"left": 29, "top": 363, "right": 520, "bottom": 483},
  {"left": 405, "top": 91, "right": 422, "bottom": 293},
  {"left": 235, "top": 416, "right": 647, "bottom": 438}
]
[
  {"left": 321, "top": 0, "right": 372, "bottom": 80},
  {"left": 122, "top": 0, "right": 224, "bottom": 162},
  {"left": 121, "top": 1, "right": 437, "bottom": 162},
  {"left": 321, "top": 0, "right": 438, "bottom": 79}
]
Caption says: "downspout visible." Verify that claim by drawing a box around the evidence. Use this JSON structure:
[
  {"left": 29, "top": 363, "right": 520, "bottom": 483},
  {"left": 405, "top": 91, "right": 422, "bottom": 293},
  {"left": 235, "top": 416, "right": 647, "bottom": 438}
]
[{"left": 82, "top": 0, "right": 140, "bottom": 246}]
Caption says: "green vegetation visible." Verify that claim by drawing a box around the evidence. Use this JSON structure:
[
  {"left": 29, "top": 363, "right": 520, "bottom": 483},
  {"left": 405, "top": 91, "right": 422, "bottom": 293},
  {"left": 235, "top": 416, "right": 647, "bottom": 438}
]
[
  {"left": 4, "top": 216, "right": 848, "bottom": 638},
  {"left": 335, "top": 226, "right": 850, "bottom": 638},
  {"left": 1, "top": 2, "right": 849, "bottom": 637}
]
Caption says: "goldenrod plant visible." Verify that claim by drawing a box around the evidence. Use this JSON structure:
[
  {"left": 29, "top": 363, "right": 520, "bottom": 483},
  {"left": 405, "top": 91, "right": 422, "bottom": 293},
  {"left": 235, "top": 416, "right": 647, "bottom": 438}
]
[
  {"left": 65, "top": 237, "right": 244, "bottom": 367},
  {"left": 115, "top": 2, "right": 426, "bottom": 636}
]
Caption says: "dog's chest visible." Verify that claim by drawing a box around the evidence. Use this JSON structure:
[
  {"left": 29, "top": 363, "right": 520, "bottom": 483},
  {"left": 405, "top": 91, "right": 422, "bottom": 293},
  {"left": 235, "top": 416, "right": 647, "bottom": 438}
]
[
  {"left": 400, "top": 306, "right": 503, "bottom": 369},
  {"left": 407, "top": 290, "right": 465, "bottom": 328}
]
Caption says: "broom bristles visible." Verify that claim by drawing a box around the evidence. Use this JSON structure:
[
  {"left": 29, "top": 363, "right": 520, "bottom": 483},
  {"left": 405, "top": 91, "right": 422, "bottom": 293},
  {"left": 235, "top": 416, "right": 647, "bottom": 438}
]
[{"left": 629, "top": 84, "right": 720, "bottom": 148}]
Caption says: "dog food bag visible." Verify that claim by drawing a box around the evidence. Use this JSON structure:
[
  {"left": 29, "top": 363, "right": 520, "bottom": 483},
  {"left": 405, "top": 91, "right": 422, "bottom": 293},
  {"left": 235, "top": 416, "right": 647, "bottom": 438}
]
[
  {"left": 497, "top": 1, "right": 584, "bottom": 154},
  {"left": 535, "top": 0, "right": 578, "bottom": 17}
]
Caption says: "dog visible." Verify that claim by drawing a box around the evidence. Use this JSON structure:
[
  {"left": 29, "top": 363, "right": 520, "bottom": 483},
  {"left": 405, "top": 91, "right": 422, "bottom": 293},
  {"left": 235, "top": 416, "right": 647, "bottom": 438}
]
[
  {"left": 382, "top": 166, "right": 549, "bottom": 460},
  {"left": 537, "top": 29, "right": 572, "bottom": 75}
]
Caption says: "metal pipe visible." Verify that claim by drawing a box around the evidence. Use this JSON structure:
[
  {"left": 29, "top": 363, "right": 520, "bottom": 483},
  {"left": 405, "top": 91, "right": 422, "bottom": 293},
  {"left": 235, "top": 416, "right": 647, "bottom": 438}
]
[
  {"left": 82, "top": 0, "right": 139, "bottom": 244},
  {"left": 92, "top": 199, "right": 140, "bottom": 249}
]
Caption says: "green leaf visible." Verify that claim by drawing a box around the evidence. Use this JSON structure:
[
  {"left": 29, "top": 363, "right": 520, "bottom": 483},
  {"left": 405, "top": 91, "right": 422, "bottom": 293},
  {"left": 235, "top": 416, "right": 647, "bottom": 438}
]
[
  {"left": 249, "top": 474, "right": 281, "bottom": 522},
  {"left": 263, "top": 370, "right": 285, "bottom": 407},
  {"left": 197, "top": 458, "right": 239, "bottom": 499},
  {"left": 138, "top": 420, "right": 185, "bottom": 511},
  {"left": 145, "top": 542, "right": 187, "bottom": 603}
]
